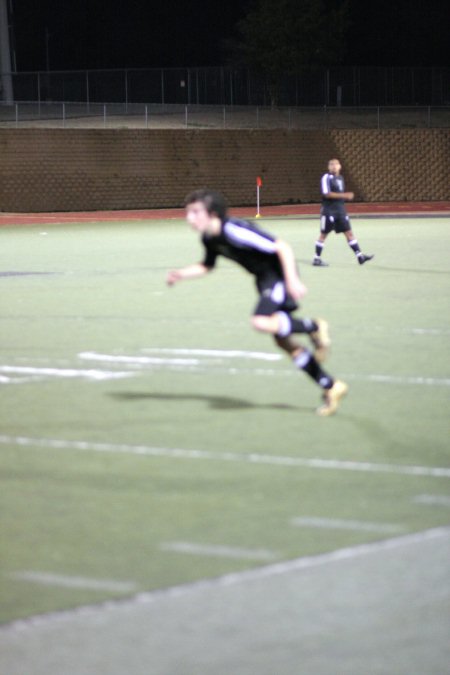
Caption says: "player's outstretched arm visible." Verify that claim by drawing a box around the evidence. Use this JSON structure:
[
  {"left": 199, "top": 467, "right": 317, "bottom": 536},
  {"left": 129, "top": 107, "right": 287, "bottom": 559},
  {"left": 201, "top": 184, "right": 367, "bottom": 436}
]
[
  {"left": 324, "top": 191, "right": 354, "bottom": 200},
  {"left": 166, "top": 263, "right": 210, "bottom": 286},
  {"left": 275, "top": 239, "right": 307, "bottom": 300}
]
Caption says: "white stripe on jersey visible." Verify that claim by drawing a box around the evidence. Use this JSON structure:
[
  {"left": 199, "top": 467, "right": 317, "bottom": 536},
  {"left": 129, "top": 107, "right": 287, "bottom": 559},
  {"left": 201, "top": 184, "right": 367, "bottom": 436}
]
[
  {"left": 224, "top": 222, "right": 277, "bottom": 254},
  {"left": 321, "top": 173, "right": 331, "bottom": 195}
]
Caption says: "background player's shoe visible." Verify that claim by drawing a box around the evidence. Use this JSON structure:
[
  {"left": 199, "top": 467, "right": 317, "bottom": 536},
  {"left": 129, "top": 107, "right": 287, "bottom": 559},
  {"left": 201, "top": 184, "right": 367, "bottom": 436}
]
[
  {"left": 317, "top": 380, "right": 348, "bottom": 416},
  {"left": 312, "top": 257, "right": 329, "bottom": 267},
  {"left": 358, "top": 254, "right": 374, "bottom": 265},
  {"left": 309, "top": 318, "right": 331, "bottom": 362}
]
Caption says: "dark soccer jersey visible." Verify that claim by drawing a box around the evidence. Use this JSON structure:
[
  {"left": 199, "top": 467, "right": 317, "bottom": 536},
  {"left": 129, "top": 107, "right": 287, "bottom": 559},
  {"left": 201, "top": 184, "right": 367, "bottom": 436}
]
[
  {"left": 321, "top": 172, "right": 347, "bottom": 215},
  {"left": 201, "top": 218, "right": 283, "bottom": 278}
]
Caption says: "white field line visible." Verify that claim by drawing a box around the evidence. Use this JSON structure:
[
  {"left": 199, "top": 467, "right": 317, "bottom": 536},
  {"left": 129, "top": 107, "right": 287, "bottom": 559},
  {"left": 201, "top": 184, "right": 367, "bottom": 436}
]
[
  {"left": 2, "top": 526, "right": 449, "bottom": 633},
  {"left": 78, "top": 352, "right": 200, "bottom": 366},
  {"left": 10, "top": 571, "right": 137, "bottom": 593},
  {"left": 410, "top": 328, "right": 450, "bottom": 335},
  {"left": 77, "top": 351, "right": 450, "bottom": 387},
  {"left": 414, "top": 494, "right": 450, "bottom": 507},
  {"left": 141, "top": 347, "right": 283, "bottom": 361},
  {"left": 160, "top": 542, "right": 279, "bottom": 561},
  {"left": 1, "top": 434, "right": 450, "bottom": 479},
  {"left": 291, "top": 516, "right": 405, "bottom": 534},
  {"left": 0, "top": 365, "right": 133, "bottom": 381}
]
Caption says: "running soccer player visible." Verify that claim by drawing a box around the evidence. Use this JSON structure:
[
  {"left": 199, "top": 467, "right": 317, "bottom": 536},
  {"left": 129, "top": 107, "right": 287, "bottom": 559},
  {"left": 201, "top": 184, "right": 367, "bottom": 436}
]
[
  {"left": 166, "top": 189, "right": 348, "bottom": 416},
  {"left": 313, "top": 158, "right": 374, "bottom": 267}
]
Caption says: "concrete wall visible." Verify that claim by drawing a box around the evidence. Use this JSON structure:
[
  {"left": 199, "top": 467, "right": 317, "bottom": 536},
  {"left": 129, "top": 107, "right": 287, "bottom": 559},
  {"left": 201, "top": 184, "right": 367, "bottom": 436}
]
[{"left": 0, "top": 128, "right": 448, "bottom": 212}]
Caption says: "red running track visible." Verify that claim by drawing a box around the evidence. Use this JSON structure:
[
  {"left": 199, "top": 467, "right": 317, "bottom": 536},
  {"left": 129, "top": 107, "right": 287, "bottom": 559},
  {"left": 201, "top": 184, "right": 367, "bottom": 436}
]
[{"left": 1, "top": 202, "right": 449, "bottom": 226}]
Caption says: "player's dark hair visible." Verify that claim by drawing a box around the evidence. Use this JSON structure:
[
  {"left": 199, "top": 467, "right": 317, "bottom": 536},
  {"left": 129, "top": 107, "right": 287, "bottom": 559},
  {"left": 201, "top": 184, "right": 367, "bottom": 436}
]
[{"left": 184, "top": 189, "right": 228, "bottom": 221}]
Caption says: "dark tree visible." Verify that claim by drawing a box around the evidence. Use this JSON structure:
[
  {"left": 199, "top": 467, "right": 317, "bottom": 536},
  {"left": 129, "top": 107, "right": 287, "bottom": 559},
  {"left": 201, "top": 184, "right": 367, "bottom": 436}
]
[{"left": 230, "top": 0, "right": 349, "bottom": 101}]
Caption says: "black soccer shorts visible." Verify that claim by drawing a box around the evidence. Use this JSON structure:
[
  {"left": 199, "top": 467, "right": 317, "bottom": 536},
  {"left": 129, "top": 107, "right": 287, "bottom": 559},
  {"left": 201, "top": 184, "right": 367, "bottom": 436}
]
[
  {"left": 254, "top": 274, "right": 298, "bottom": 316},
  {"left": 320, "top": 213, "right": 351, "bottom": 234}
]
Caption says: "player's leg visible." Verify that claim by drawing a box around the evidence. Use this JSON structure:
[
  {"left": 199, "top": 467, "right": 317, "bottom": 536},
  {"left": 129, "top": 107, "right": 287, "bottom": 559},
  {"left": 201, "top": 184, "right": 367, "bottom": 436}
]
[
  {"left": 312, "top": 219, "right": 330, "bottom": 266},
  {"left": 252, "top": 277, "right": 331, "bottom": 361},
  {"left": 274, "top": 335, "right": 348, "bottom": 416},
  {"left": 253, "top": 312, "right": 330, "bottom": 362},
  {"left": 343, "top": 225, "right": 374, "bottom": 265}
]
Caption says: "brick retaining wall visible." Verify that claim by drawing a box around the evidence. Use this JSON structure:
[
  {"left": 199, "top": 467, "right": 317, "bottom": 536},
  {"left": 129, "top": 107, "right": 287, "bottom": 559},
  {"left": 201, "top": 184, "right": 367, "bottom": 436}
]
[{"left": 0, "top": 129, "right": 448, "bottom": 212}]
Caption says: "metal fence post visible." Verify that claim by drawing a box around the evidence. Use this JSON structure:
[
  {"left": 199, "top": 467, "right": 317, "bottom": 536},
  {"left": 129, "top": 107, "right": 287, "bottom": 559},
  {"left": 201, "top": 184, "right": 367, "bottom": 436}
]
[
  {"left": 145, "top": 104, "right": 148, "bottom": 128},
  {"left": 427, "top": 106, "right": 431, "bottom": 128},
  {"left": 161, "top": 69, "right": 165, "bottom": 106},
  {"left": 185, "top": 105, "right": 188, "bottom": 128},
  {"left": 377, "top": 106, "right": 380, "bottom": 129},
  {"left": 15, "top": 102, "right": 18, "bottom": 128},
  {"left": 256, "top": 106, "right": 259, "bottom": 128},
  {"left": 223, "top": 106, "right": 226, "bottom": 128},
  {"left": 124, "top": 70, "right": 128, "bottom": 113},
  {"left": 62, "top": 102, "right": 65, "bottom": 128},
  {"left": 103, "top": 104, "right": 106, "bottom": 128}
]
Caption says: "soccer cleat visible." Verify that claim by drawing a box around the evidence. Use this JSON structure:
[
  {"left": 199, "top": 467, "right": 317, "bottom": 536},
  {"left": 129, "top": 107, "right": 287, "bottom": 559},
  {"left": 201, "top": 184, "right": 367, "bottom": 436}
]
[
  {"left": 316, "top": 380, "right": 348, "bottom": 417},
  {"left": 358, "top": 254, "right": 374, "bottom": 265},
  {"left": 309, "top": 318, "right": 331, "bottom": 362},
  {"left": 312, "top": 258, "right": 329, "bottom": 267}
]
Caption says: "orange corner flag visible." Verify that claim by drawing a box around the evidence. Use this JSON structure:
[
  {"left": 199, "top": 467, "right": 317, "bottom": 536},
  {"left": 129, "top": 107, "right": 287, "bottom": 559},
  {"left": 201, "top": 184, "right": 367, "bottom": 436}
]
[{"left": 256, "top": 176, "right": 263, "bottom": 187}]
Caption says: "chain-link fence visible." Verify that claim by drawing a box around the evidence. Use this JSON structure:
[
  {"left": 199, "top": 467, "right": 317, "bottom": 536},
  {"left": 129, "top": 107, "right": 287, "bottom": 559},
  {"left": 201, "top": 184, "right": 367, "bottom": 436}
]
[
  {"left": 0, "top": 101, "right": 449, "bottom": 129},
  {"left": 1, "top": 65, "right": 449, "bottom": 107}
]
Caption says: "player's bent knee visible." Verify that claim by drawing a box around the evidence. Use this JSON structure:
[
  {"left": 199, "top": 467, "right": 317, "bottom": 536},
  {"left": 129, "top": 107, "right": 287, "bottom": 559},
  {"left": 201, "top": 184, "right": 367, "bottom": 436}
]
[{"left": 251, "top": 315, "right": 274, "bottom": 333}]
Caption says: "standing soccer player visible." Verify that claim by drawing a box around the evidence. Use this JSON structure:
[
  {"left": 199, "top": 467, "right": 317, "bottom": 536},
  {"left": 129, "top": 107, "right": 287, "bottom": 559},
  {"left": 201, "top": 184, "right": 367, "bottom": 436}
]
[
  {"left": 167, "top": 189, "right": 348, "bottom": 416},
  {"left": 313, "top": 158, "right": 374, "bottom": 267}
]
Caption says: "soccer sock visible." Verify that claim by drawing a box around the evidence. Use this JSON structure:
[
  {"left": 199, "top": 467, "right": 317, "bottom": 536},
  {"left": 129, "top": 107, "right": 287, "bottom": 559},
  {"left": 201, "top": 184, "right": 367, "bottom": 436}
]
[
  {"left": 348, "top": 238, "right": 361, "bottom": 257},
  {"left": 315, "top": 240, "right": 324, "bottom": 258},
  {"left": 290, "top": 317, "right": 318, "bottom": 334},
  {"left": 294, "top": 350, "right": 333, "bottom": 389},
  {"left": 276, "top": 313, "right": 318, "bottom": 337}
]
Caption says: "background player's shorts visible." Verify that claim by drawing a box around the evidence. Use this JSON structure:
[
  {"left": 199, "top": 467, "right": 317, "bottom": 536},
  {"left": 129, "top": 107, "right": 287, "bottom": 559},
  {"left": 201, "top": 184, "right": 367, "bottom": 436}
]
[
  {"left": 254, "top": 274, "right": 298, "bottom": 316},
  {"left": 320, "top": 213, "right": 351, "bottom": 234}
]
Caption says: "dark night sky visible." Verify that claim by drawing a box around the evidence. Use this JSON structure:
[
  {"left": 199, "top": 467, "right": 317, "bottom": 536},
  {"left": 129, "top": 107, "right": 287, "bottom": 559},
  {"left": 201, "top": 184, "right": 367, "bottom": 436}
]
[{"left": 9, "top": 0, "right": 450, "bottom": 72}]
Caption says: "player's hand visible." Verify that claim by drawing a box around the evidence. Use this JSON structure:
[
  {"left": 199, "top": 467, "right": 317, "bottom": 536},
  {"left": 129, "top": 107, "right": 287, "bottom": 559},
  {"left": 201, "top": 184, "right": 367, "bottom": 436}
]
[
  {"left": 166, "top": 270, "right": 181, "bottom": 286},
  {"left": 345, "top": 192, "right": 355, "bottom": 201}
]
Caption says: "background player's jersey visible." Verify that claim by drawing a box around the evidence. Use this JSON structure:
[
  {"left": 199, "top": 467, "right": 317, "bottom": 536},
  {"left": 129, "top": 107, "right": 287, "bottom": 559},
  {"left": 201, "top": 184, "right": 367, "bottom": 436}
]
[
  {"left": 321, "top": 173, "right": 347, "bottom": 215},
  {"left": 202, "top": 218, "right": 283, "bottom": 278}
]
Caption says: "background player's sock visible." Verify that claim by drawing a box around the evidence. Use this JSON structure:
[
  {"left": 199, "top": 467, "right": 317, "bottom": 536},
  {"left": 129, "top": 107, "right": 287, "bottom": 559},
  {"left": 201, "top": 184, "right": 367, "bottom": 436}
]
[
  {"left": 348, "top": 238, "right": 361, "bottom": 256},
  {"left": 315, "top": 241, "right": 324, "bottom": 258}
]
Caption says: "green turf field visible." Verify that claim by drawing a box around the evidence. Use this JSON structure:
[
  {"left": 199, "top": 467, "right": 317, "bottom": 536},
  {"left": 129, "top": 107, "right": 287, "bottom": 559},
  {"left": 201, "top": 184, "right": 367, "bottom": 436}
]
[{"left": 0, "top": 216, "right": 449, "bottom": 671}]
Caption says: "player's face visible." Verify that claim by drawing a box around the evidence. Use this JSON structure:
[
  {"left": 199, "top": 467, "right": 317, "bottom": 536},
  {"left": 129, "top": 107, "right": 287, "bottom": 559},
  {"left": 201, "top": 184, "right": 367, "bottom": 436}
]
[
  {"left": 186, "top": 201, "right": 213, "bottom": 233},
  {"left": 328, "top": 159, "right": 341, "bottom": 175}
]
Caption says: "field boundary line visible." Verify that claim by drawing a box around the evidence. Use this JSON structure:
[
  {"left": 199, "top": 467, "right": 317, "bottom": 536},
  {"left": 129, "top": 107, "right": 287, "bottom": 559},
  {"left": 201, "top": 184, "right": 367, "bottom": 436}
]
[
  {"left": 10, "top": 571, "right": 137, "bottom": 593},
  {"left": 78, "top": 352, "right": 450, "bottom": 387},
  {"left": 290, "top": 516, "right": 406, "bottom": 533},
  {"left": 159, "top": 542, "right": 279, "bottom": 560},
  {"left": 2, "top": 526, "right": 449, "bottom": 633},
  {"left": 1, "top": 434, "right": 450, "bottom": 478}
]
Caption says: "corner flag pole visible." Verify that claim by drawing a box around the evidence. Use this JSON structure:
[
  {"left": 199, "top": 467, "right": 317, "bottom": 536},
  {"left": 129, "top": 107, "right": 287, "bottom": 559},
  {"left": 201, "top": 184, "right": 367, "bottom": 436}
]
[{"left": 255, "top": 176, "right": 262, "bottom": 218}]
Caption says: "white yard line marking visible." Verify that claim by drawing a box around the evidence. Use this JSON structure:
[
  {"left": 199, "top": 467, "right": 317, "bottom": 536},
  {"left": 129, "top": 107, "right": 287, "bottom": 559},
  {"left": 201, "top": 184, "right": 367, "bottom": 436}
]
[
  {"left": 160, "top": 542, "right": 279, "bottom": 561},
  {"left": 78, "top": 352, "right": 200, "bottom": 366},
  {"left": 410, "top": 328, "right": 450, "bottom": 335},
  {"left": 414, "top": 494, "right": 450, "bottom": 507},
  {"left": 1, "top": 435, "right": 450, "bottom": 478},
  {"left": 10, "top": 571, "right": 137, "bottom": 593},
  {"left": 291, "top": 516, "right": 405, "bottom": 534},
  {"left": 141, "top": 347, "right": 283, "bottom": 361},
  {"left": 366, "top": 374, "right": 450, "bottom": 386},
  {"left": 0, "top": 365, "right": 133, "bottom": 381},
  {"left": 2, "top": 527, "right": 449, "bottom": 633},
  {"left": 77, "top": 352, "right": 450, "bottom": 386}
]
